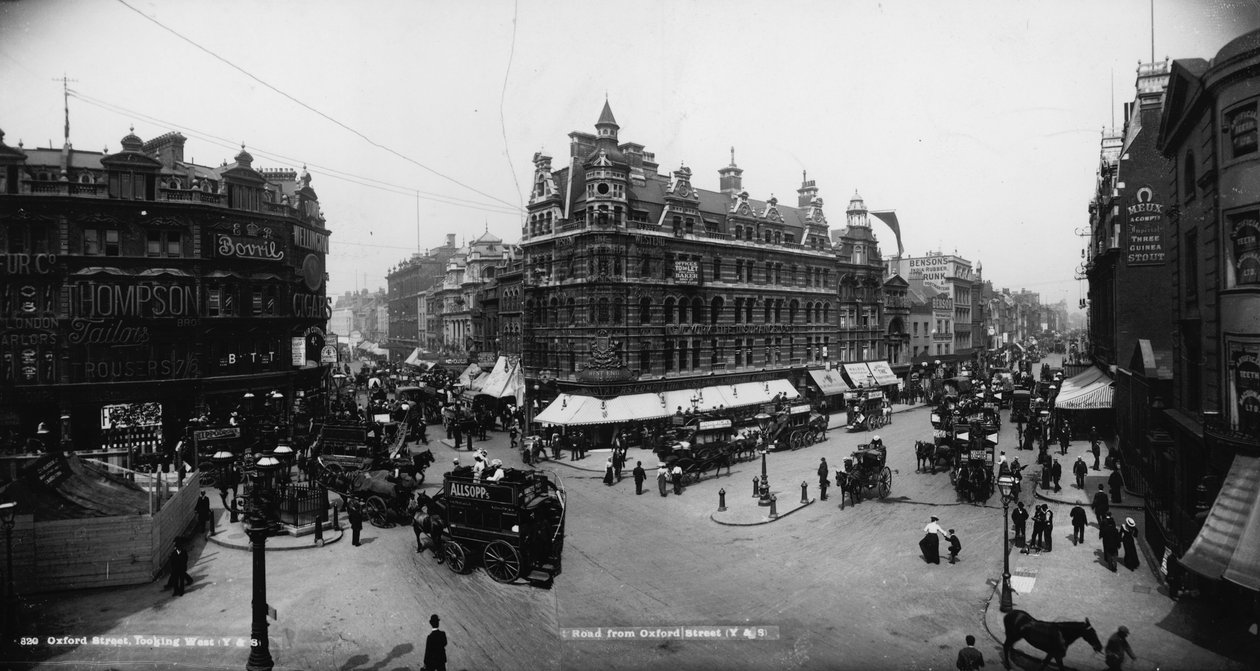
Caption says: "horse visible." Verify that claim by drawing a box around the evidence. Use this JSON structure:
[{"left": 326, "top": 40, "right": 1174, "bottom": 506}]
[
  {"left": 914, "top": 441, "right": 935, "bottom": 473},
  {"left": 410, "top": 490, "right": 448, "bottom": 560},
  {"left": 1002, "top": 609, "right": 1102, "bottom": 670}
]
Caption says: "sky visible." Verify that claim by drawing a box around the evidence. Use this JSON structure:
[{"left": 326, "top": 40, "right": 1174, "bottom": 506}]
[{"left": 2, "top": 0, "right": 1258, "bottom": 311}]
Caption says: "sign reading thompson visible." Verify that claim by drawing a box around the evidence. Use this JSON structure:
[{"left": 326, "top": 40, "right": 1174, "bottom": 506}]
[{"left": 1125, "top": 186, "right": 1166, "bottom": 266}]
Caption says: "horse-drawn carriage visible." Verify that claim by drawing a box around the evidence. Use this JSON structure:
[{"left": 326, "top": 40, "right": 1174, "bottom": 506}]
[
  {"left": 952, "top": 421, "right": 999, "bottom": 503},
  {"left": 1010, "top": 388, "right": 1032, "bottom": 425},
  {"left": 654, "top": 417, "right": 754, "bottom": 483},
  {"left": 314, "top": 416, "right": 432, "bottom": 481},
  {"left": 836, "top": 444, "right": 892, "bottom": 508},
  {"left": 762, "top": 405, "right": 828, "bottom": 450},
  {"left": 917, "top": 407, "right": 960, "bottom": 474},
  {"left": 430, "top": 468, "right": 567, "bottom": 585},
  {"left": 322, "top": 467, "right": 427, "bottom": 528},
  {"left": 845, "top": 393, "right": 886, "bottom": 433}
]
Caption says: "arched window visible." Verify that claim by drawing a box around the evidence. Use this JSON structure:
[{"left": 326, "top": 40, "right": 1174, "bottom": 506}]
[
  {"left": 1183, "top": 150, "right": 1196, "bottom": 201},
  {"left": 712, "top": 257, "right": 722, "bottom": 281},
  {"left": 639, "top": 297, "right": 652, "bottom": 324},
  {"left": 566, "top": 297, "right": 576, "bottom": 324},
  {"left": 710, "top": 296, "right": 724, "bottom": 325},
  {"left": 677, "top": 298, "right": 688, "bottom": 323},
  {"left": 664, "top": 340, "right": 674, "bottom": 372},
  {"left": 805, "top": 301, "right": 813, "bottom": 323},
  {"left": 597, "top": 298, "right": 610, "bottom": 323},
  {"left": 822, "top": 303, "right": 831, "bottom": 323},
  {"left": 524, "top": 300, "right": 535, "bottom": 326},
  {"left": 789, "top": 299, "right": 799, "bottom": 324},
  {"left": 613, "top": 298, "right": 623, "bottom": 324},
  {"left": 691, "top": 297, "right": 704, "bottom": 324},
  {"left": 639, "top": 342, "right": 651, "bottom": 372},
  {"left": 774, "top": 300, "right": 782, "bottom": 323},
  {"left": 549, "top": 297, "right": 559, "bottom": 325},
  {"left": 663, "top": 297, "right": 676, "bottom": 324}
]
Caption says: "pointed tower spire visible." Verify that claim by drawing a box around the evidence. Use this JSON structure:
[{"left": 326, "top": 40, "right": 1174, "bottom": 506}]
[
  {"left": 595, "top": 99, "right": 619, "bottom": 142},
  {"left": 718, "top": 145, "right": 743, "bottom": 196}
]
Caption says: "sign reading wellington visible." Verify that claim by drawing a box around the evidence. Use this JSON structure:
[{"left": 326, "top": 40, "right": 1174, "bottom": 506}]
[{"left": 1126, "top": 186, "right": 1166, "bottom": 266}]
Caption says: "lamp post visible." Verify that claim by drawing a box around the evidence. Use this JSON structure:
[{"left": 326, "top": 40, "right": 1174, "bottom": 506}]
[
  {"left": 754, "top": 413, "right": 773, "bottom": 505},
  {"left": 212, "top": 450, "right": 240, "bottom": 523},
  {"left": 235, "top": 452, "right": 281, "bottom": 671},
  {"left": 0, "top": 501, "right": 15, "bottom": 639},
  {"left": 996, "top": 473, "right": 1017, "bottom": 613}
]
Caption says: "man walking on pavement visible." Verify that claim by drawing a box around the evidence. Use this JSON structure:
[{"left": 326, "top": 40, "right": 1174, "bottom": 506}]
[
  {"left": 632, "top": 461, "right": 646, "bottom": 495},
  {"left": 1109, "top": 468, "right": 1125, "bottom": 504},
  {"left": 955, "top": 634, "right": 984, "bottom": 670},
  {"left": 1090, "top": 426, "right": 1101, "bottom": 470},
  {"left": 424, "top": 613, "right": 448, "bottom": 671},
  {"left": 818, "top": 458, "right": 830, "bottom": 501},
  {"left": 1104, "top": 625, "right": 1136, "bottom": 670},
  {"left": 657, "top": 463, "right": 669, "bottom": 497},
  {"left": 1092, "top": 484, "right": 1110, "bottom": 525},
  {"left": 195, "top": 490, "right": 214, "bottom": 539},
  {"left": 1011, "top": 502, "right": 1028, "bottom": 547},
  {"left": 1050, "top": 458, "right": 1062, "bottom": 493},
  {"left": 671, "top": 462, "right": 684, "bottom": 495},
  {"left": 1073, "top": 455, "right": 1089, "bottom": 490},
  {"left": 1070, "top": 505, "right": 1088, "bottom": 545}
]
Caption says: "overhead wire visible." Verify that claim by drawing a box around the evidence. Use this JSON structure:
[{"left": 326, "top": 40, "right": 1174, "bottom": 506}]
[
  {"left": 113, "top": 0, "right": 522, "bottom": 212},
  {"left": 499, "top": 0, "right": 525, "bottom": 215},
  {"left": 67, "top": 89, "right": 523, "bottom": 217}
]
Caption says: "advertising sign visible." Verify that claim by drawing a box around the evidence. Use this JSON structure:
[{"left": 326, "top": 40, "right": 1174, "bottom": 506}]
[
  {"left": 674, "top": 260, "right": 699, "bottom": 284},
  {"left": 1229, "top": 211, "right": 1260, "bottom": 286},
  {"left": 215, "top": 234, "right": 284, "bottom": 261},
  {"left": 1125, "top": 186, "right": 1167, "bottom": 266},
  {"left": 320, "top": 345, "right": 339, "bottom": 364},
  {"left": 291, "top": 337, "right": 306, "bottom": 366},
  {"left": 1229, "top": 340, "right": 1260, "bottom": 436}
]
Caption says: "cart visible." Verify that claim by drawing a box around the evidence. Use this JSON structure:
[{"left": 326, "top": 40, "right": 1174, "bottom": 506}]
[
  {"left": 845, "top": 393, "right": 886, "bottom": 432},
  {"left": 952, "top": 421, "right": 999, "bottom": 503},
  {"left": 837, "top": 444, "right": 892, "bottom": 507},
  {"left": 762, "top": 405, "right": 827, "bottom": 450},
  {"left": 439, "top": 468, "right": 567, "bottom": 585}
]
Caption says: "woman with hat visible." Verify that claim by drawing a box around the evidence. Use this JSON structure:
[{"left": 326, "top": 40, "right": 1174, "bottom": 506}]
[
  {"left": 1120, "top": 518, "right": 1141, "bottom": 570},
  {"left": 603, "top": 457, "right": 615, "bottom": 486},
  {"left": 919, "top": 515, "right": 947, "bottom": 564}
]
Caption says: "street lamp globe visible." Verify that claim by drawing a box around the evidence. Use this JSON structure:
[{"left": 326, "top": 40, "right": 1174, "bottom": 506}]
[
  {"left": 0, "top": 501, "right": 15, "bottom": 528},
  {"left": 997, "top": 474, "right": 1016, "bottom": 501}
]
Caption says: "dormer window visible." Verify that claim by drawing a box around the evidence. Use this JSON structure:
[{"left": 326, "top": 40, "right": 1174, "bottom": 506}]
[{"left": 109, "top": 170, "right": 154, "bottom": 200}]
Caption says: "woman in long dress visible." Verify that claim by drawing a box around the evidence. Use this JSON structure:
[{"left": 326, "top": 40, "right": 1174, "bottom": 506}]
[
  {"left": 1121, "top": 518, "right": 1141, "bottom": 570},
  {"left": 603, "top": 457, "right": 615, "bottom": 486},
  {"left": 920, "top": 515, "right": 946, "bottom": 564}
]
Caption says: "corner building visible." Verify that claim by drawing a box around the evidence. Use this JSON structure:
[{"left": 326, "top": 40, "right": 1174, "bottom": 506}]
[
  {"left": 521, "top": 102, "right": 893, "bottom": 431},
  {"left": 0, "top": 128, "right": 330, "bottom": 452}
]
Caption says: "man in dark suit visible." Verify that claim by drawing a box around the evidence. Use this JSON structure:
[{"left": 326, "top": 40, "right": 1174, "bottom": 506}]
[
  {"left": 1091, "top": 484, "right": 1110, "bottom": 525},
  {"left": 424, "top": 613, "right": 447, "bottom": 671},
  {"left": 1070, "top": 505, "right": 1088, "bottom": 545},
  {"left": 348, "top": 501, "right": 364, "bottom": 546},
  {"left": 166, "top": 539, "right": 193, "bottom": 596},
  {"left": 195, "top": 491, "right": 214, "bottom": 538},
  {"left": 955, "top": 634, "right": 984, "bottom": 670},
  {"left": 632, "top": 461, "right": 646, "bottom": 495}
]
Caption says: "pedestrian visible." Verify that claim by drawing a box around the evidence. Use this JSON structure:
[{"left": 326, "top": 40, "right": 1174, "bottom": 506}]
[
  {"left": 603, "top": 457, "right": 615, "bottom": 486},
  {"left": 1028, "top": 504, "right": 1046, "bottom": 552},
  {"left": 1090, "top": 426, "right": 1101, "bottom": 470},
  {"left": 956, "top": 634, "right": 984, "bottom": 670},
  {"left": 657, "top": 463, "right": 669, "bottom": 497},
  {"left": 612, "top": 447, "right": 625, "bottom": 482},
  {"left": 569, "top": 435, "right": 580, "bottom": 461},
  {"left": 165, "top": 538, "right": 194, "bottom": 596},
  {"left": 1043, "top": 505, "right": 1054, "bottom": 552},
  {"left": 1011, "top": 502, "right": 1028, "bottom": 547},
  {"left": 1121, "top": 518, "right": 1141, "bottom": 571},
  {"left": 671, "top": 462, "right": 684, "bottom": 495},
  {"left": 919, "top": 515, "right": 947, "bottom": 564},
  {"left": 1058, "top": 427, "right": 1069, "bottom": 456},
  {"left": 1100, "top": 514, "right": 1121, "bottom": 571},
  {"left": 817, "top": 458, "right": 829, "bottom": 501},
  {"left": 194, "top": 490, "right": 213, "bottom": 538},
  {"left": 1070, "top": 505, "right": 1087, "bottom": 545},
  {"left": 424, "top": 613, "right": 448, "bottom": 671},
  {"left": 946, "top": 529, "right": 961, "bottom": 564},
  {"left": 1050, "top": 458, "right": 1062, "bottom": 493},
  {"left": 1091, "top": 484, "right": 1110, "bottom": 525},
  {"left": 1109, "top": 468, "right": 1124, "bottom": 504},
  {"left": 551, "top": 431, "right": 563, "bottom": 460},
  {"left": 509, "top": 422, "right": 519, "bottom": 450},
  {"left": 348, "top": 501, "right": 364, "bottom": 547},
  {"left": 1073, "top": 455, "right": 1088, "bottom": 490},
  {"left": 472, "top": 454, "right": 486, "bottom": 479},
  {"left": 1103, "top": 626, "right": 1136, "bottom": 670},
  {"left": 632, "top": 461, "right": 646, "bottom": 495}
]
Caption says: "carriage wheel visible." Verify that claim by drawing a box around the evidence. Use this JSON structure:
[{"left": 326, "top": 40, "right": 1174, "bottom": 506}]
[
  {"left": 444, "top": 542, "right": 469, "bottom": 573},
  {"left": 877, "top": 467, "right": 892, "bottom": 499},
  {"left": 366, "top": 496, "right": 394, "bottom": 529},
  {"left": 483, "top": 540, "right": 523, "bottom": 583},
  {"left": 323, "top": 462, "right": 344, "bottom": 475},
  {"left": 199, "top": 471, "right": 218, "bottom": 488}
]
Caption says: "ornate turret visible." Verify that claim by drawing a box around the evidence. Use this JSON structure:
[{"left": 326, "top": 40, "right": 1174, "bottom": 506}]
[
  {"left": 846, "top": 190, "right": 870, "bottom": 228},
  {"left": 595, "top": 99, "right": 619, "bottom": 142},
  {"left": 718, "top": 146, "right": 743, "bottom": 196},
  {"left": 797, "top": 170, "right": 819, "bottom": 207}
]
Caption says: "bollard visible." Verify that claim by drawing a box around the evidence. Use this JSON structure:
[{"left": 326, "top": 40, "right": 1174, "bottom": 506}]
[
  {"left": 769, "top": 494, "right": 779, "bottom": 518},
  {"left": 752, "top": 476, "right": 759, "bottom": 497},
  {"left": 801, "top": 481, "right": 809, "bottom": 504},
  {"left": 718, "top": 488, "right": 727, "bottom": 512},
  {"left": 332, "top": 502, "right": 340, "bottom": 530}
]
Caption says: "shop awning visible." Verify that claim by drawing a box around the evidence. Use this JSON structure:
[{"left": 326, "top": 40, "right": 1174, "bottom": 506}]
[
  {"left": 534, "top": 379, "right": 800, "bottom": 426},
  {"left": 404, "top": 348, "right": 423, "bottom": 367},
  {"left": 1054, "top": 366, "right": 1114, "bottom": 410},
  {"left": 842, "top": 363, "right": 876, "bottom": 388},
  {"left": 867, "top": 361, "right": 899, "bottom": 386},
  {"left": 1180, "top": 454, "right": 1260, "bottom": 591},
  {"left": 808, "top": 369, "right": 851, "bottom": 396}
]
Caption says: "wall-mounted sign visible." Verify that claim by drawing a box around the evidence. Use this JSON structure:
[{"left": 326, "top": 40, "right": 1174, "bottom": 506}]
[
  {"left": 78, "top": 357, "right": 199, "bottom": 382},
  {"left": 101, "top": 401, "right": 163, "bottom": 429},
  {"left": 67, "top": 318, "right": 150, "bottom": 345},
  {"left": 69, "top": 283, "right": 200, "bottom": 318},
  {"left": 674, "top": 260, "right": 699, "bottom": 284},
  {"left": 194, "top": 426, "right": 240, "bottom": 442},
  {"left": 1125, "top": 186, "right": 1166, "bottom": 266},
  {"left": 2, "top": 253, "right": 57, "bottom": 275},
  {"left": 664, "top": 323, "right": 792, "bottom": 335},
  {"left": 292, "top": 292, "right": 331, "bottom": 319},
  {"left": 320, "top": 345, "right": 339, "bottom": 364},
  {"left": 215, "top": 234, "right": 284, "bottom": 261},
  {"left": 293, "top": 227, "right": 329, "bottom": 253},
  {"left": 1229, "top": 211, "right": 1260, "bottom": 286},
  {"left": 1229, "top": 339, "right": 1260, "bottom": 436},
  {"left": 291, "top": 337, "right": 306, "bottom": 366},
  {"left": 301, "top": 253, "right": 325, "bottom": 291}
]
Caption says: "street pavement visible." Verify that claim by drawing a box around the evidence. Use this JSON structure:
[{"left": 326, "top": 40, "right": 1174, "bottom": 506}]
[{"left": 12, "top": 392, "right": 1256, "bottom": 669}]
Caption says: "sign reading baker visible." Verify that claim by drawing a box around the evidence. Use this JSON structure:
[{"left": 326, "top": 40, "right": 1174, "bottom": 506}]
[{"left": 1125, "top": 186, "right": 1166, "bottom": 266}]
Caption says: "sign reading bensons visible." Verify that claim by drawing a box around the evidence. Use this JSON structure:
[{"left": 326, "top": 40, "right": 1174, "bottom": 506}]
[{"left": 1126, "top": 186, "right": 1166, "bottom": 266}]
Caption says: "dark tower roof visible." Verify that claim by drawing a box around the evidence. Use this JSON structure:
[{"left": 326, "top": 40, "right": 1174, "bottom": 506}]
[{"left": 597, "top": 99, "right": 618, "bottom": 128}]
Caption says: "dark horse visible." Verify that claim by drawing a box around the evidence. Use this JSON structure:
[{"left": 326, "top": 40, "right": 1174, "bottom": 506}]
[
  {"left": 1002, "top": 609, "right": 1103, "bottom": 670},
  {"left": 914, "top": 440, "right": 935, "bottom": 473},
  {"left": 409, "top": 490, "right": 447, "bottom": 561}
]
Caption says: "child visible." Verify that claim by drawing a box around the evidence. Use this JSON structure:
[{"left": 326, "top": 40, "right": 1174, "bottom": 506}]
[{"left": 947, "top": 529, "right": 962, "bottom": 564}]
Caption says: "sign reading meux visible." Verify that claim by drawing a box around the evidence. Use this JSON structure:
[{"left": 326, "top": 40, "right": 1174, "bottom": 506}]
[{"left": 1126, "top": 186, "right": 1166, "bottom": 266}]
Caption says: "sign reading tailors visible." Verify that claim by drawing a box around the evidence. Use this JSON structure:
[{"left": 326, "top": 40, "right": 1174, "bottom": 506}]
[{"left": 1125, "top": 186, "right": 1166, "bottom": 266}]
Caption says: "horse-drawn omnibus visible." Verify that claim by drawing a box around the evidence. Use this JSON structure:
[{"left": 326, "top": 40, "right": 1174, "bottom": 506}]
[{"left": 439, "top": 468, "right": 567, "bottom": 585}]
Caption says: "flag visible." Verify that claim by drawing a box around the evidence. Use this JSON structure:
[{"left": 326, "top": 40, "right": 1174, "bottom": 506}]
[{"left": 870, "top": 210, "right": 904, "bottom": 257}]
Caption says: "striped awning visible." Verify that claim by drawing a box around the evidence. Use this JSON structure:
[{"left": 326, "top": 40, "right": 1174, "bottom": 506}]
[
  {"left": 534, "top": 379, "right": 800, "bottom": 427},
  {"left": 867, "top": 361, "right": 899, "bottom": 386},
  {"left": 808, "top": 369, "right": 851, "bottom": 396},
  {"left": 1180, "top": 454, "right": 1260, "bottom": 591}
]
